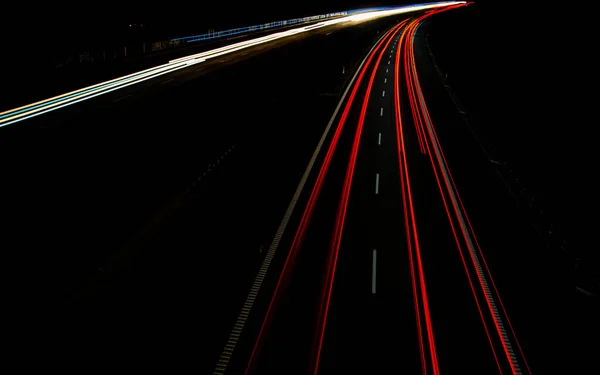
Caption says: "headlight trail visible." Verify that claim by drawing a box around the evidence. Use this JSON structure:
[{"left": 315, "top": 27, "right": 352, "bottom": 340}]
[{"left": 0, "top": 1, "right": 465, "bottom": 129}]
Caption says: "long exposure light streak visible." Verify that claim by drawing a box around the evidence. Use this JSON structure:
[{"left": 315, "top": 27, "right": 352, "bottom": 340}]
[
  {"left": 0, "top": 1, "right": 464, "bottom": 129},
  {"left": 403, "top": 7, "right": 530, "bottom": 374}
]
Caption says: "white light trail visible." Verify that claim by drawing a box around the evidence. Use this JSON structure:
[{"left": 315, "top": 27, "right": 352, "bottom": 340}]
[{"left": 0, "top": 1, "right": 464, "bottom": 128}]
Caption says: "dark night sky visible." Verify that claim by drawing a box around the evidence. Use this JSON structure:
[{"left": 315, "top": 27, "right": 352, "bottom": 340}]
[{"left": 4, "top": 1, "right": 412, "bottom": 48}]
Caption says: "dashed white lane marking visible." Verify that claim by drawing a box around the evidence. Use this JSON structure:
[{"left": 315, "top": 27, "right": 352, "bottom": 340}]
[
  {"left": 375, "top": 173, "right": 380, "bottom": 194},
  {"left": 326, "top": 32, "right": 332, "bottom": 35},
  {"left": 378, "top": 132, "right": 382, "bottom": 145},
  {"left": 384, "top": 78, "right": 387, "bottom": 83},
  {"left": 211, "top": 28, "right": 391, "bottom": 375},
  {"left": 380, "top": 108, "right": 383, "bottom": 116},
  {"left": 382, "top": 90, "right": 385, "bottom": 97},
  {"left": 372, "top": 249, "right": 377, "bottom": 294},
  {"left": 190, "top": 145, "right": 235, "bottom": 190},
  {"left": 388, "top": 60, "right": 390, "bottom": 64},
  {"left": 195, "top": 67, "right": 204, "bottom": 72},
  {"left": 386, "top": 68, "right": 388, "bottom": 73},
  {"left": 161, "top": 78, "right": 174, "bottom": 85}
]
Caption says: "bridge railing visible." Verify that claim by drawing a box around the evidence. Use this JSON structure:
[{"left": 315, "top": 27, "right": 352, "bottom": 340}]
[
  {"left": 51, "top": 11, "right": 350, "bottom": 68},
  {"left": 53, "top": 3, "right": 452, "bottom": 69},
  {"left": 170, "top": 11, "right": 348, "bottom": 44}
]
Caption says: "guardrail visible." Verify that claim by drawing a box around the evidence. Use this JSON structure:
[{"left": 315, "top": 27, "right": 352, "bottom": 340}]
[
  {"left": 423, "top": 28, "right": 596, "bottom": 299},
  {"left": 171, "top": 12, "right": 348, "bottom": 43},
  {"left": 169, "top": 2, "right": 445, "bottom": 44},
  {"left": 52, "top": 11, "right": 351, "bottom": 68},
  {"left": 51, "top": 2, "right": 457, "bottom": 69},
  {"left": 169, "top": 4, "right": 441, "bottom": 44}
]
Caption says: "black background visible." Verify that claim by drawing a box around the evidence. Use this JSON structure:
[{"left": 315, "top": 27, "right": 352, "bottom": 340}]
[
  {"left": 425, "top": 0, "right": 599, "bottom": 272},
  {"left": 2, "top": 1, "right": 407, "bottom": 49},
  {"left": 1, "top": 0, "right": 596, "bottom": 312},
  {"left": 1, "top": 0, "right": 597, "bottom": 371}
]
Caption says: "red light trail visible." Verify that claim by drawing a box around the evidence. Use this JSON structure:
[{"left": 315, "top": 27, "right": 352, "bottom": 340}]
[{"left": 237, "top": 3, "right": 531, "bottom": 374}]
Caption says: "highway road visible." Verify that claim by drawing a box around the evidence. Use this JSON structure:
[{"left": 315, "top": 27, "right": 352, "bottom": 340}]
[
  {"left": 230, "top": 5, "right": 538, "bottom": 375},
  {"left": 2, "top": 1, "right": 590, "bottom": 374},
  {"left": 0, "top": 6, "right": 454, "bottom": 373}
]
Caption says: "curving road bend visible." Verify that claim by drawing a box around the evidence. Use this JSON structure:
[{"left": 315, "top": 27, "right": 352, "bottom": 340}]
[{"left": 226, "top": 4, "right": 533, "bottom": 375}]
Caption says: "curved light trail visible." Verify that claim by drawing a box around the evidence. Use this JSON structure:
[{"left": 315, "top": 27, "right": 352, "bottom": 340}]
[
  {"left": 0, "top": 1, "right": 464, "bottom": 129},
  {"left": 403, "top": 7, "right": 531, "bottom": 374},
  {"left": 230, "top": 2, "right": 534, "bottom": 375}
]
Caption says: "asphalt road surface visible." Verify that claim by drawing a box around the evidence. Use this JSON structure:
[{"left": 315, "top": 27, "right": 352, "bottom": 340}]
[
  {"left": 2, "top": 4, "right": 595, "bottom": 374},
  {"left": 223, "top": 6, "right": 594, "bottom": 375},
  {"left": 236, "top": 12, "right": 519, "bottom": 374},
  {"left": 1, "top": 13, "right": 403, "bottom": 373}
]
